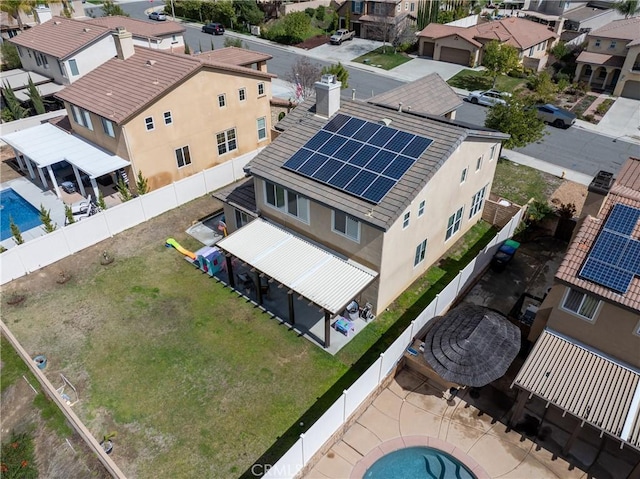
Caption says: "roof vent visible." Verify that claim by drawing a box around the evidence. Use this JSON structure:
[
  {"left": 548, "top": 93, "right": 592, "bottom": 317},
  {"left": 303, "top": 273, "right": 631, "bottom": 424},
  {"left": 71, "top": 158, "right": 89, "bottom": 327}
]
[
  {"left": 116, "top": 26, "right": 126, "bottom": 34},
  {"left": 320, "top": 74, "right": 336, "bottom": 84},
  {"left": 83, "top": 27, "right": 91, "bottom": 32},
  {"left": 146, "top": 59, "right": 157, "bottom": 66},
  {"left": 398, "top": 102, "right": 403, "bottom": 112},
  {"left": 379, "top": 118, "right": 392, "bottom": 126},
  {"left": 54, "top": 21, "right": 61, "bottom": 25}
]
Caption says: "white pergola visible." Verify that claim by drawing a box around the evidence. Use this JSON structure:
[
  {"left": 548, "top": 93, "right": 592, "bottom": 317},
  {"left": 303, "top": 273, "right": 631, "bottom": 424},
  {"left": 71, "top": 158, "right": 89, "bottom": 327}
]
[{"left": 1, "top": 122, "right": 130, "bottom": 200}]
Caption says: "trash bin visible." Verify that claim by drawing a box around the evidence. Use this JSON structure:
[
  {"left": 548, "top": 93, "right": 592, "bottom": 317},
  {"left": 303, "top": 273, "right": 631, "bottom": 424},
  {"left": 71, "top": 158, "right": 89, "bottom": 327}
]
[{"left": 346, "top": 300, "right": 359, "bottom": 321}]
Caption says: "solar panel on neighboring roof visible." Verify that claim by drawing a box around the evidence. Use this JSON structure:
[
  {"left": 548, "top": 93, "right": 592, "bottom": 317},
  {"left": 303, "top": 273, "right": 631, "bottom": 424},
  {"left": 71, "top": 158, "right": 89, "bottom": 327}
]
[
  {"left": 282, "top": 114, "right": 433, "bottom": 204},
  {"left": 579, "top": 203, "right": 640, "bottom": 294}
]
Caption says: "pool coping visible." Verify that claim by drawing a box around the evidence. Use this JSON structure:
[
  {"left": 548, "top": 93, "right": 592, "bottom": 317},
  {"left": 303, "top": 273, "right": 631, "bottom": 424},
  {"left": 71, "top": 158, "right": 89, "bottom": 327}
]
[{"left": 350, "top": 435, "right": 490, "bottom": 479}]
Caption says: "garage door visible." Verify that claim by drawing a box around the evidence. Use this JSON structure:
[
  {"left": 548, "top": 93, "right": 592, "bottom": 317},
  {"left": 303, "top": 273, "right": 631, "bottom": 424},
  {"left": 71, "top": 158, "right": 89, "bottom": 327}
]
[
  {"left": 439, "top": 47, "right": 470, "bottom": 66},
  {"left": 621, "top": 80, "right": 640, "bottom": 100},
  {"left": 421, "top": 41, "right": 435, "bottom": 58}
]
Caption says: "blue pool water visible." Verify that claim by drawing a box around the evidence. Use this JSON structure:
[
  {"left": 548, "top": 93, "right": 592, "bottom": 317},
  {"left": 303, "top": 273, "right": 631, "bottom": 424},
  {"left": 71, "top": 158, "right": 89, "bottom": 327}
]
[
  {"left": 0, "top": 189, "right": 42, "bottom": 241},
  {"left": 364, "top": 446, "right": 477, "bottom": 479}
]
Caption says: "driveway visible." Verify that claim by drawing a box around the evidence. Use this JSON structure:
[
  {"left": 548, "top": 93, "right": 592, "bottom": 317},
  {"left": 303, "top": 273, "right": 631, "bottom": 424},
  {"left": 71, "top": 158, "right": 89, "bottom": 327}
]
[
  {"left": 594, "top": 97, "right": 640, "bottom": 143},
  {"left": 392, "top": 56, "right": 473, "bottom": 81},
  {"left": 308, "top": 38, "right": 384, "bottom": 64}
]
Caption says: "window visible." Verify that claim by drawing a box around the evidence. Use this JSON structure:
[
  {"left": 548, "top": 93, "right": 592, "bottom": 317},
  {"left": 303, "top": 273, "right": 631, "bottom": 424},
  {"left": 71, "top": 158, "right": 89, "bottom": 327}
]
[
  {"left": 238, "top": 88, "right": 246, "bottom": 101},
  {"left": 469, "top": 185, "right": 487, "bottom": 218},
  {"left": 489, "top": 145, "right": 496, "bottom": 161},
  {"left": 265, "top": 181, "right": 309, "bottom": 223},
  {"left": 35, "top": 52, "right": 42, "bottom": 66},
  {"left": 257, "top": 117, "right": 267, "bottom": 141},
  {"left": 609, "top": 41, "right": 616, "bottom": 49},
  {"left": 537, "top": 42, "right": 543, "bottom": 51},
  {"left": 402, "top": 211, "right": 410, "bottom": 229},
  {"left": 218, "top": 94, "right": 226, "bottom": 108},
  {"left": 584, "top": 65, "right": 592, "bottom": 76},
  {"left": 352, "top": 0, "right": 363, "bottom": 14},
  {"left": 594, "top": 39, "right": 601, "bottom": 47},
  {"left": 445, "top": 207, "right": 463, "bottom": 240},
  {"left": 418, "top": 200, "right": 425, "bottom": 217},
  {"left": 414, "top": 239, "right": 427, "bottom": 266},
  {"left": 528, "top": 47, "right": 534, "bottom": 56},
  {"left": 101, "top": 118, "right": 115, "bottom": 138},
  {"left": 235, "top": 209, "right": 250, "bottom": 228},
  {"left": 164, "top": 111, "right": 173, "bottom": 125},
  {"left": 562, "top": 288, "right": 600, "bottom": 321},
  {"left": 58, "top": 60, "right": 66, "bottom": 77},
  {"left": 71, "top": 105, "right": 80, "bottom": 124},
  {"left": 476, "top": 156, "right": 482, "bottom": 171},
  {"left": 410, "top": 2, "right": 415, "bottom": 11},
  {"left": 69, "top": 59, "right": 79, "bottom": 76},
  {"left": 175, "top": 145, "right": 191, "bottom": 168},
  {"left": 216, "top": 128, "right": 237, "bottom": 155},
  {"left": 374, "top": 3, "right": 385, "bottom": 15},
  {"left": 634, "top": 319, "right": 640, "bottom": 337},
  {"left": 333, "top": 210, "right": 360, "bottom": 241},
  {"left": 16, "top": 46, "right": 23, "bottom": 57},
  {"left": 460, "top": 167, "right": 467, "bottom": 183},
  {"left": 258, "top": 82, "right": 265, "bottom": 96},
  {"left": 145, "top": 117, "right": 154, "bottom": 131},
  {"left": 72, "top": 106, "right": 93, "bottom": 130},
  {"left": 42, "top": 53, "right": 49, "bottom": 69},
  {"left": 82, "top": 110, "right": 92, "bottom": 130}
]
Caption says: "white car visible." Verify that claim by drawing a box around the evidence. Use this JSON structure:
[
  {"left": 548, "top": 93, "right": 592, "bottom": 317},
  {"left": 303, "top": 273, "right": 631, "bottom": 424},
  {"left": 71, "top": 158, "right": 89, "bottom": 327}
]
[{"left": 467, "top": 89, "right": 511, "bottom": 107}]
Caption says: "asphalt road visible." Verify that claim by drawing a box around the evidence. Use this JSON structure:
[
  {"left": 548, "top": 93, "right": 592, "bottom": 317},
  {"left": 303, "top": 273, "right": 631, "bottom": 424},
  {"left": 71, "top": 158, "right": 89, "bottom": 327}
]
[{"left": 92, "top": 2, "right": 640, "bottom": 178}]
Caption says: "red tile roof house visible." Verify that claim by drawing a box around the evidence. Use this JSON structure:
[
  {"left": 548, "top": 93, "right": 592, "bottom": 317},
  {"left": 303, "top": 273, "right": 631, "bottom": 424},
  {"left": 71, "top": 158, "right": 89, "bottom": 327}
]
[
  {"left": 511, "top": 157, "right": 640, "bottom": 465},
  {"left": 417, "top": 17, "right": 558, "bottom": 71}
]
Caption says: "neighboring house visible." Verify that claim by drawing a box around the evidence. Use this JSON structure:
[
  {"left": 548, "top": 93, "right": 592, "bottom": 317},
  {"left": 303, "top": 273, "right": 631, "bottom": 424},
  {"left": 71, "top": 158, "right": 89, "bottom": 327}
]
[
  {"left": 367, "top": 73, "right": 463, "bottom": 120},
  {"left": 83, "top": 15, "right": 186, "bottom": 51},
  {"left": 521, "top": 0, "right": 624, "bottom": 33},
  {"left": 417, "top": 17, "right": 558, "bottom": 70},
  {"left": 512, "top": 156, "right": 640, "bottom": 459},
  {"left": 336, "top": 0, "right": 417, "bottom": 41},
  {"left": 214, "top": 75, "right": 508, "bottom": 329},
  {"left": 574, "top": 17, "right": 640, "bottom": 99},
  {"left": 0, "top": 1, "right": 85, "bottom": 40}
]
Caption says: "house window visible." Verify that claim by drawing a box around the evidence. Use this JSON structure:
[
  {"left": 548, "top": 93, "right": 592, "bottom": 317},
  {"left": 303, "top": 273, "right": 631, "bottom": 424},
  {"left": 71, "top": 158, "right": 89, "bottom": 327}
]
[
  {"left": 609, "top": 41, "right": 616, "bottom": 49},
  {"left": 414, "top": 239, "right": 427, "bottom": 266},
  {"left": 258, "top": 82, "right": 265, "bottom": 96},
  {"left": 72, "top": 107, "right": 93, "bottom": 130},
  {"left": 562, "top": 288, "right": 600, "bottom": 321},
  {"left": 101, "top": 118, "right": 115, "bottom": 138},
  {"left": 489, "top": 145, "right": 496, "bottom": 160},
  {"left": 469, "top": 185, "right": 487, "bottom": 218},
  {"left": 235, "top": 209, "right": 250, "bottom": 228},
  {"left": 352, "top": 1, "right": 363, "bottom": 14},
  {"left": 265, "top": 181, "right": 309, "bottom": 223},
  {"left": 257, "top": 117, "right": 267, "bottom": 141},
  {"left": 175, "top": 145, "right": 191, "bottom": 168},
  {"left": 69, "top": 59, "right": 79, "bottom": 76},
  {"left": 476, "top": 156, "right": 482, "bottom": 171},
  {"left": 58, "top": 60, "right": 66, "bottom": 77},
  {"left": 42, "top": 53, "right": 49, "bottom": 69},
  {"left": 446, "top": 207, "right": 463, "bottom": 240},
  {"left": 216, "top": 128, "right": 237, "bottom": 155},
  {"left": 144, "top": 116, "right": 154, "bottom": 131},
  {"left": 402, "top": 211, "right": 410, "bottom": 229},
  {"left": 460, "top": 167, "right": 467, "bottom": 183},
  {"left": 164, "top": 111, "right": 173, "bottom": 125},
  {"left": 410, "top": 2, "right": 415, "bottom": 11},
  {"left": 594, "top": 39, "right": 601, "bottom": 47},
  {"left": 35, "top": 52, "right": 42, "bottom": 66},
  {"left": 528, "top": 47, "right": 534, "bottom": 56},
  {"left": 71, "top": 105, "right": 80, "bottom": 125},
  {"left": 218, "top": 94, "right": 226, "bottom": 108},
  {"left": 333, "top": 210, "right": 360, "bottom": 241},
  {"left": 584, "top": 65, "right": 593, "bottom": 76},
  {"left": 374, "top": 3, "right": 385, "bottom": 15},
  {"left": 418, "top": 200, "right": 425, "bottom": 217},
  {"left": 238, "top": 88, "right": 246, "bottom": 101}
]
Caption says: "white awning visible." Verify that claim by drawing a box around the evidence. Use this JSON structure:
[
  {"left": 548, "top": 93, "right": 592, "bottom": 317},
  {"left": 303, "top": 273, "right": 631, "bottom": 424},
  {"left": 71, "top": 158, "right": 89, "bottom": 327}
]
[
  {"left": 0, "top": 68, "right": 53, "bottom": 90},
  {"left": 1, "top": 122, "right": 129, "bottom": 178},
  {"left": 521, "top": 10, "right": 559, "bottom": 21},
  {"left": 14, "top": 82, "right": 65, "bottom": 102},
  {"left": 216, "top": 218, "right": 378, "bottom": 314}
]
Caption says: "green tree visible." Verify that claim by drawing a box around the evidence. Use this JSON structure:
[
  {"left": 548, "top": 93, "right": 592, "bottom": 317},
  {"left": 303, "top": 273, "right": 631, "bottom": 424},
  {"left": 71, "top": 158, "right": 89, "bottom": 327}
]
[
  {"left": 0, "top": 0, "right": 35, "bottom": 31},
  {"left": 485, "top": 96, "right": 545, "bottom": 149},
  {"left": 209, "top": 0, "right": 236, "bottom": 27},
  {"left": 2, "top": 81, "right": 28, "bottom": 120},
  {"left": 39, "top": 205, "right": 57, "bottom": 233},
  {"left": 613, "top": 0, "right": 640, "bottom": 17},
  {"left": 101, "top": 0, "right": 129, "bottom": 17},
  {"left": 135, "top": 170, "right": 149, "bottom": 195},
  {"left": 316, "top": 5, "right": 326, "bottom": 22},
  {"left": 345, "top": 5, "right": 351, "bottom": 30},
  {"left": 529, "top": 71, "right": 557, "bottom": 103},
  {"left": 224, "top": 37, "right": 245, "bottom": 48},
  {"left": 9, "top": 216, "right": 24, "bottom": 245},
  {"left": 233, "top": 0, "right": 264, "bottom": 25},
  {"left": 482, "top": 40, "right": 520, "bottom": 87},
  {"left": 26, "top": 75, "right": 46, "bottom": 115},
  {"left": 116, "top": 178, "right": 133, "bottom": 202},
  {"left": 321, "top": 62, "right": 349, "bottom": 89},
  {"left": 1, "top": 42, "right": 21, "bottom": 71},
  {"left": 97, "top": 191, "right": 107, "bottom": 210},
  {"left": 283, "top": 11, "right": 311, "bottom": 43},
  {"left": 64, "top": 204, "right": 75, "bottom": 224}
]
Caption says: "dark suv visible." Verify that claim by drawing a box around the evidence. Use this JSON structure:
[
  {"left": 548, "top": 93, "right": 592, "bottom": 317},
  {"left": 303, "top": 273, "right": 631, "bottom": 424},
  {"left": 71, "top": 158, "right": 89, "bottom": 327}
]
[{"left": 202, "top": 23, "right": 225, "bottom": 35}]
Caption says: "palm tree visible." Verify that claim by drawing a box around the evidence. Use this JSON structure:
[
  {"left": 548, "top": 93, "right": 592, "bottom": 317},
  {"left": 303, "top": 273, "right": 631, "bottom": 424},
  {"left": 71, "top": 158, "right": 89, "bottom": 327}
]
[
  {"left": 613, "top": 0, "right": 640, "bottom": 18},
  {"left": 0, "top": 0, "right": 36, "bottom": 31}
]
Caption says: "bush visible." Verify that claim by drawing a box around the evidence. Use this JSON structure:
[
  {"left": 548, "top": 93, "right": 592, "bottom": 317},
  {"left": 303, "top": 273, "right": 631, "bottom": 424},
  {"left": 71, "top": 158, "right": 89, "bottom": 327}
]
[
  {"left": 583, "top": 114, "right": 595, "bottom": 123},
  {"left": 316, "top": 5, "right": 326, "bottom": 21},
  {"left": 595, "top": 99, "right": 614, "bottom": 115},
  {"left": 0, "top": 431, "right": 38, "bottom": 478},
  {"left": 305, "top": 7, "right": 315, "bottom": 18},
  {"left": 550, "top": 41, "right": 570, "bottom": 60}
]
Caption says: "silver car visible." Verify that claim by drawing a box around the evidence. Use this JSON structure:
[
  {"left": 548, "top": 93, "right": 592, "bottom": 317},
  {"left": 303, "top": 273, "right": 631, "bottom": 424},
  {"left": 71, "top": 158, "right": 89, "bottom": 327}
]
[
  {"left": 148, "top": 11, "right": 167, "bottom": 21},
  {"left": 467, "top": 89, "right": 511, "bottom": 107},
  {"left": 534, "top": 104, "right": 577, "bottom": 128}
]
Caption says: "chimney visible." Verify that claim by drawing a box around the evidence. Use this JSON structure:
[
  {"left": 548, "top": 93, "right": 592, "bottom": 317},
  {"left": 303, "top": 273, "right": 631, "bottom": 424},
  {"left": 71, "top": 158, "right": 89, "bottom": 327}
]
[
  {"left": 113, "top": 27, "right": 135, "bottom": 61},
  {"left": 314, "top": 74, "right": 341, "bottom": 119}
]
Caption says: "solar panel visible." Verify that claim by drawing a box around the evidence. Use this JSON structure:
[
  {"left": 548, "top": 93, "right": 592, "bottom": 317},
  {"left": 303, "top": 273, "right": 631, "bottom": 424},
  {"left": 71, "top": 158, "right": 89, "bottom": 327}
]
[
  {"left": 282, "top": 114, "right": 433, "bottom": 204},
  {"left": 605, "top": 204, "right": 640, "bottom": 235},
  {"left": 580, "top": 258, "right": 634, "bottom": 294},
  {"left": 588, "top": 230, "right": 626, "bottom": 264}
]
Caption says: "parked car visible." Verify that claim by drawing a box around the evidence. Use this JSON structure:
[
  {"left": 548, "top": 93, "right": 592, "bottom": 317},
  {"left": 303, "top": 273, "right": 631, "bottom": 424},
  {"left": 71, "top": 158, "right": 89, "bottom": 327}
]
[
  {"left": 202, "top": 23, "right": 225, "bottom": 35},
  {"left": 148, "top": 11, "right": 166, "bottom": 21},
  {"left": 467, "top": 89, "right": 511, "bottom": 106},
  {"left": 330, "top": 29, "right": 355, "bottom": 45},
  {"left": 533, "top": 104, "right": 576, "bottom": 128}
]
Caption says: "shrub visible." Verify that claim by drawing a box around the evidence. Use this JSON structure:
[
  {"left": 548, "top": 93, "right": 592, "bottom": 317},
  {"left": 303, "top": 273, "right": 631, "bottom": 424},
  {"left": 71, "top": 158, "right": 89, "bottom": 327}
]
[
  {"left": 224, "top": 37, "right": 245, "bottom": 48},
  {"left": 0, "top": 431, "right": 38, "bottom": 478},
  {"left": 583, "top": 113, "right": 595, "bottom": 123},
  {"left": 9, "top": 217, "right": 23, "bottom": 245},
  {"left": 39, "top": 205, "right": 57, "bottom": 233},
  {"left": 550, "top": 41, "right": 570, "bottom": 60},
  {"left": 305, "top": 7, "right": 315, "bottom": 18},
  {"left": 595, "top": 99, "right": 615, "bottom": 115},
  {"left": 316, "top": 5, "right": 326, "bottom": 21}
]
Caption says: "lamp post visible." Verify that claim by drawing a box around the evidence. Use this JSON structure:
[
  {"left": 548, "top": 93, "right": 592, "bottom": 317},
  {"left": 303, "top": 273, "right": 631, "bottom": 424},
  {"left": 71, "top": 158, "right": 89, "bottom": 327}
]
[{"left": 170, "top": 0, "right": 176, "bottom": 21}]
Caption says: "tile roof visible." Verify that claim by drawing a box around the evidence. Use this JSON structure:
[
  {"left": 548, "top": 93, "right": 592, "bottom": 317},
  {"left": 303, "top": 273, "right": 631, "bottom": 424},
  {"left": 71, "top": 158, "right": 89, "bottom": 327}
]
[
  {"left": 194, "top": 47, "right": 272, "bottom": 67},
  {"left": 247, "top": 100, "right": 506, "bottom": 230},
  {"left": 418, "top": 17, "right": 557, "bottom": 50},
  {"left": 9, "top": 16, "right": 111, "bottom": 60},
  {"left": 213, "top": 177, "right": 258, "bottom": 215},
  {"left": 55, "top": 47, "right": 274, "bottom": 124},
  {"left": 368, "top": 73, "right": 463, "bottom": 117},
  {"left": 576, "top": 51, "right": 626, "bottom": 68},
  {"left": 590, "top": 17, "right": 640, "bottom": 42},
  {"left": 84, "top": 15, "right": 185, "bottom": 39},
  {"left": 555, "top": 158, "right": 640, "bottom": 313},
  {"left": 563, "top": 5, "right": 610, "bottom": 23}
]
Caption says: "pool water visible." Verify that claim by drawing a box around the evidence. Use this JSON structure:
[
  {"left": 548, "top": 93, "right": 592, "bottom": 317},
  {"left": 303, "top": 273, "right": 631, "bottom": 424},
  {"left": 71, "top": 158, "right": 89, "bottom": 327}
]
[
  {"left": 364, "top": 446, "right": 477, "bottom": 479},
  {"left": 0, "top": 189, "right": 42, "bottom": 241}
]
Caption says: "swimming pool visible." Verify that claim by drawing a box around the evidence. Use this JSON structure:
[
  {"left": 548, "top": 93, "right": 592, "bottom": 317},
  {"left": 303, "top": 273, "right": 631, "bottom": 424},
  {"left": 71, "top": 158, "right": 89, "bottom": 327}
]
[
  {"left": 364, "top": 446, "right": 477, "bottom": 479},
  {"left": 0, "top": 188, "right": 42, "bottom": 241}
]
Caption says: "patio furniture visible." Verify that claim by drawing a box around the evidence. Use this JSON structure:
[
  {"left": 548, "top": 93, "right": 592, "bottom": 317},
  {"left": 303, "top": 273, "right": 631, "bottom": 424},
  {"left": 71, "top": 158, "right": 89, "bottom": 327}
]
[
  {"left": 61, "top": 181, "right": 76, "bottom": 194},
  {"left": 334, "top": 316, "right": 355, "bottom": 336}
]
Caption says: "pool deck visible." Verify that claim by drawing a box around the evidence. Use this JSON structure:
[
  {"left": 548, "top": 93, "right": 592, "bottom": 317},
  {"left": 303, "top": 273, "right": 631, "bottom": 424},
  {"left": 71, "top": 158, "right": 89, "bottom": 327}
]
[{"left": 305, "top": 369, "right": 587, "bottom": 479}]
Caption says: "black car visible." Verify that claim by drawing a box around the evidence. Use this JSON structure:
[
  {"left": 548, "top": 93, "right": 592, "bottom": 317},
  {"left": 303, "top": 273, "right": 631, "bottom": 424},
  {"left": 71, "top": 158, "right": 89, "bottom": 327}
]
[{"left": 202, "top": 23, "right": 225, "bottom": 35}]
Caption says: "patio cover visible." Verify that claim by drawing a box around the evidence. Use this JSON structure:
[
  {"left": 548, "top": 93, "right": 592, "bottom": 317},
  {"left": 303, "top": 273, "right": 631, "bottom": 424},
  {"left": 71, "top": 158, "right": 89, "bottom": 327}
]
[
  {"left": 0, "top": 69, "right": 52, "bottom": 90},
  {"left": 14, "top": 82, "right": 65, "bottom": 102},
  {"left": 521, "top": 10, "right": 559, "bottom": 22},
  {"left": 1, "top": 122, "right": 129, "bottom": 178},
  {"left": 513, "top": 329, "right": 640, "bottom": 451},
  {"left": 215, "top": 218, "right": 378, "bottom": 315}
]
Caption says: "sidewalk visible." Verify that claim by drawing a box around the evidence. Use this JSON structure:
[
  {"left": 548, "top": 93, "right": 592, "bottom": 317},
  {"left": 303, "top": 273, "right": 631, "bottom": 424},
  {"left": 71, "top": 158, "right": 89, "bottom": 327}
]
[{"left": 501, "top": 150, "right": 593, "bottom": 186}]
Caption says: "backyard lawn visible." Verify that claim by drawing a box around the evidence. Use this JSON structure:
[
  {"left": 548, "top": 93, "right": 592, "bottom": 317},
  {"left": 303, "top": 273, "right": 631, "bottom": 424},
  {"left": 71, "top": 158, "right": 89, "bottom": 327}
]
[
  {"left": 353, "top": 47, "right": 413, "bottom": 70},
  {"left": 447, "top": 69, "right": 527, "bottom": 93},
  {"left": 492, "top": 157, "right": 563, "bottom": 206}
]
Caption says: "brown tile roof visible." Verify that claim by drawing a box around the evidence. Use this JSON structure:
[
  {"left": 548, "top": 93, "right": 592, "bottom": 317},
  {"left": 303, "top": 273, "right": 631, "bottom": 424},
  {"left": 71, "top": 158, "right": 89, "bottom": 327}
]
[
  {"left": 9, "top": 16, "right": 111, "bottom": 60},
  {"left": 195, "top": 47, "right": 272, "bottom": 67},
  {"left": 47, "top": 115, "right": 73, "bottom": 133},
  {"left": 590, "top": 17, "right": 640, "bottom": 42},
  {"left": 576, "top": 51, "right": 626, "bottom": 68},
  {"left": 368, "top": 73, "right": 463, "bottom": 117},
  {"left": 418, "top": 23, "right": 481, "bottom": 47},
  {"left": 55, "top": 47, "right": 274, "bottom": 124},
  {"left": 84, "top": 15, "right": 185, "bottom": 39},
  {"left": 555, "top": 158, "right": 640, "bottom": 312},
  {"left": 270, "top": 97, "right": 293, "bottom": 107}
]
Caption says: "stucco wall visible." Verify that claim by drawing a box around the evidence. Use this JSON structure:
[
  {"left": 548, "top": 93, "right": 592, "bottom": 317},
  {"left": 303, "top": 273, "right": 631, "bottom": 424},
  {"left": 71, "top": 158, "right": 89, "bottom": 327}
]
[
  {"left": 585, "top": 35, "right": 631, "bottom": 57},
  {"left": 614, "top": 44, "right": 640, "bottom": 97},
  {"left": 434, "top": 35, "right": 478, "bottom": 63}
]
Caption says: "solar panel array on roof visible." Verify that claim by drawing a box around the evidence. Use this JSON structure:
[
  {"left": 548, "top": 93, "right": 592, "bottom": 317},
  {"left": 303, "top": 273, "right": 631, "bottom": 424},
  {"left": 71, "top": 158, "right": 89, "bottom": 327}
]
[
  {"left": 282, "top": 114, "right": 433, "bottom": 204},
  {"left": 579, "top": 204, "right": 640, "bottom": 294}
]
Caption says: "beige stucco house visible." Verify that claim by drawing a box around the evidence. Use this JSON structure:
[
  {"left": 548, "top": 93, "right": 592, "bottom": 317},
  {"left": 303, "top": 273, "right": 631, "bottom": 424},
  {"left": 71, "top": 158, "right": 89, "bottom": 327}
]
[
  {"left": 512, "top": 156, "right": 640, "bottom": 460},
  {"left": 0, "top": 1, "right": 85, "bottom": 40},
  {"left": 574, "top": 17, "right": 640, "bottom": 99},
  {"left": 336, "top": 0, "right": 416, "bottom": 41},
  {"left": 417, "top": 16, "right": 557, "bottom": 70}
]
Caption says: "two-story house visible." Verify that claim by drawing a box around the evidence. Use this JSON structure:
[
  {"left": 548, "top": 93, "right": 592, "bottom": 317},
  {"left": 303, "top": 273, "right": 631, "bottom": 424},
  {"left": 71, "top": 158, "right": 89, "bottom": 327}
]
[
  {"left": 574, "top": 17, "right": 640, "bottom": 99},
  {"left": 522, "top": 0, "right": 624, "bottom": 34},
  {"left": 417, "top": 17, "right": 557, "bottom": 70},
  {"left": 511, "top": 156, "right": 640, "bottom": 460},
  {"left": 0, "top": 1, "right": 85, "bottom": 40},
  {"left": 213, "top": 75, "right": 508, "bottom": 349},
  {"left": 336, "top": 0, "right": 417, "bottom": 41}
]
